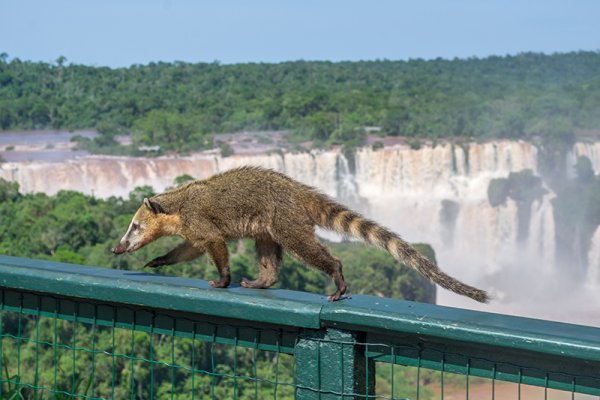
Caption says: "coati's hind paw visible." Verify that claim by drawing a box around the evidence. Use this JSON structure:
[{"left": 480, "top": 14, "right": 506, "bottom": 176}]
[
  {"left": 327, "top": 292, "right": 342, "bottom": 301},
  {"left": 240, "top": 277, "right": 270, "bottom": 289},
  {"left": 240, "top": 277, "right": 256, "bottom": 288},
  {"left": 208, "top": 279, "right": 230, "bottom": 288},
  {"left": 327, "top": 283, "right": 348, "bottom": 301},
  {"left": 327, "top": 292, "right": 351, "bottom": 301}
]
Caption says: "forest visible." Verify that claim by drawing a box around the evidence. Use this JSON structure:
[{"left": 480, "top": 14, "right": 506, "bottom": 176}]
[
  {"left": 0, "top": 177, "right": 435, "bottom": 302},
  {"left": 1, "top": 51, "right": 600, "bottom": 154},
  {"left": 2, "top": 50, "right": 600, "bottom": 397},
  {"left": 0, "top": 177, "right": 438, "bottom": 398}
]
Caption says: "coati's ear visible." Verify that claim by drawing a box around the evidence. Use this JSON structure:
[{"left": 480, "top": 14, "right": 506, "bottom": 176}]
[{"left": 143, "top": 197, "right": 166, "bottom": 214}]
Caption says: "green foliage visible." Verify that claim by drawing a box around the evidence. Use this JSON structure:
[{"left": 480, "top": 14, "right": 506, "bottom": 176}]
[
  {"left": 0, "top": 178, "right": 437, "bottom": 300},
  {"left": 329, "top": 125, "right": 366, "bottom": 149},
  {"left": 0, "top": 178, "right": 20, "bottom": 202},
  {"left": 174, "top": 174, "right": 195, "bottom": 186},
  {"left": 133, "top": 110, "right": 209, "bottom": 153},
  {"left": 329, "top": 241, "right": 436, "bottom": 302},
  {"left": 407, "top": 137, "right": 422, "bottom": 150},
  {"left": 70, "top": 134, "right": 144, "bottom": 156},
  {"left": 376, "top": 363, "right": 435, "bottom": 399},
  {"left": 1, "top": 52, "right": 599, "bottom": 149},
  {"left": 260, "top": 253, "right": 325, "bottom": 294},
  {"left": 371, "top": 141, "right": 384, "bottom": 151},
  {"left": 536, "top": 117, "right": 577, "bottom": 186},
  {"left": 218, "top": 141, "right": 234, "bottom": 157},
  {"left": 51, "top": 245, "right": 86, "bottom": 264},
  {"left": 0, "top": 183, "right": 439, "bottom": 398},
  {"left": 2, "top": 355, "right": 24, "bottom": 399},
  {"left": 128, "top": 185, "right": 155, "bottom": 204}
]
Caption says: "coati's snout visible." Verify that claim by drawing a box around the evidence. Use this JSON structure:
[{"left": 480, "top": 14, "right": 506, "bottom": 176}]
[
  {"left": 112, "top": 220, "right": 145, "bottom": 255},
  {"left": 111, "top": 241, "right": 129, "bottom": 254},
  {"left": 112, "top": 209, "right": 147, "bottom": 256},
  {"left": 112, "top": 197, "right": 174, "bottom": 256},
  {"left": 112, "top": 234, "right": 140, "bottom": 254}
]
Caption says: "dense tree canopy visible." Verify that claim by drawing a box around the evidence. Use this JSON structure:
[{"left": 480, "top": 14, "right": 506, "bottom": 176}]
[
  {"left": 0, "top": 177, "right": 434, "bottom": 302},
  {"left": 1, "top": 52, "right": 599, "bottom": 151},
  {"left": 0, "top": 176, "right": 441, "bottom": 398}
]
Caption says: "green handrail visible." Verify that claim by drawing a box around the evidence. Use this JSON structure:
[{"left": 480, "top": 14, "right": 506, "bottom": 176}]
[{"left": 0, "top": 255, "right": 598, "bottom": 399}]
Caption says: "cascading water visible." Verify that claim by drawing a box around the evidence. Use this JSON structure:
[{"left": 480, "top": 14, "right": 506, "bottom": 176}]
[
  {"left": 587, "top": 226, "right": 600, "bottom": 287},
  {"left": 1, "top": 140, "right": 599, "bottom": 325}
]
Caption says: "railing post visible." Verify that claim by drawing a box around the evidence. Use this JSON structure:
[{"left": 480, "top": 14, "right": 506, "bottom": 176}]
[{"left": 294, "top": 328, "right": 375, "bottom": 399}]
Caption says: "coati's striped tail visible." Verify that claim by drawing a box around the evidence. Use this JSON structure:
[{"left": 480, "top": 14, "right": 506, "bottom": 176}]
[{"left": 314, "top": 199, "right": 490, "bottom": 303}]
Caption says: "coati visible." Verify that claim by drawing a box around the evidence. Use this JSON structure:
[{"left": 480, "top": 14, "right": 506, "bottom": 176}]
[{"left": 112, "top": 166, "right": 489, "bottom": 303}]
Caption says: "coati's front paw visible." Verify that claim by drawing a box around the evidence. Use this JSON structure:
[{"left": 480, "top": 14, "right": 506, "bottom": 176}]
[{"left": 144, "top": 259, "right": 165, "bottom": 269}]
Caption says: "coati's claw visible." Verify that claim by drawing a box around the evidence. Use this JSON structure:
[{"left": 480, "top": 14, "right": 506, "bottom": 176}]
[{"left": 327, "top": 292, "right": 342, "bottom": 301}]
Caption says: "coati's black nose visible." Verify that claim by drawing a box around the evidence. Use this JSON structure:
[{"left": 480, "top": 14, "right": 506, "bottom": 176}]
[{"left": 112, "top": 241, "right": 129, "bottom": 254}]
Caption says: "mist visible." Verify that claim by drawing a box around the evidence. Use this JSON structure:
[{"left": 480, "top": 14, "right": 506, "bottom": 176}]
[{"left": 1, "top": 139, "right": 599, "bottom": 326}]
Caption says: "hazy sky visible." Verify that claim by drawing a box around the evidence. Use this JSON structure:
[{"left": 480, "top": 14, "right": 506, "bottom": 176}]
[{"left": 1, "top": 0, "right": 599, "bottom": 67}]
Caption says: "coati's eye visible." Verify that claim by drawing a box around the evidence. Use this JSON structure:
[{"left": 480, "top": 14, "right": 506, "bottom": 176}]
[{"left": 132, "top": 223, "right": 140, "bottom": 231}]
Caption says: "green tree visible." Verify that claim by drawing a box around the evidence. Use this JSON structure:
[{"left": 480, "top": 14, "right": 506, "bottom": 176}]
[
  {"left": 174, "top": 174, "right": 195, "bottom": 186},
  {"left": 1, "top": 52, "right": 599, "bottom": 148}
]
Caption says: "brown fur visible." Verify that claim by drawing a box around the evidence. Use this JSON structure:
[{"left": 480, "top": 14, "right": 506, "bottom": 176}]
[{"left": 113, "top": 166, "right": 489, "bottom": 302}]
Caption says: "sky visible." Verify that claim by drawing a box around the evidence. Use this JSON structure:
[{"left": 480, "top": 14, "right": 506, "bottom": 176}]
[{"left": 1, "top": 0, "right": 599, "bottom": 68}]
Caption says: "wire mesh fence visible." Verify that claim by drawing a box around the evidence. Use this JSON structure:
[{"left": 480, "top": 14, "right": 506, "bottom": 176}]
[
  {"left": 2, "top": 292, "right": 599, "bottom": 400},
  {"left": 0, "top": 291, "right": 298, "bottom": 399},
  {"left": 0, "top": 256, "right": 599, "bottom": 400},
  {"left": 368, "top": 342, "right": 600, "bottom": 400}
]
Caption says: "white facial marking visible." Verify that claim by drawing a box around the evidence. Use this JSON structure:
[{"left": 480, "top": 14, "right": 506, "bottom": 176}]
[{"left": 121, "top": 219, "right": 143, "bottom": 252}]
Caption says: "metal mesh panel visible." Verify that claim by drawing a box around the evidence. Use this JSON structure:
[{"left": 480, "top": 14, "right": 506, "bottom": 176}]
[
  {"left": 292, "top": 334, "right": 600, "bottom": 400},
  {"left": 0, "top": 290, "right": 298, "bottom": 399},
  {"left": 0, "top": 256, "right": 599, "bottom": 400}
]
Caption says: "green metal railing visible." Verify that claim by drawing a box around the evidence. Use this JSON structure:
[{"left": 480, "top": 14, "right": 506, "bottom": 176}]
[{"left": 0, "top": 255, "right": 598, "bottom": 399}]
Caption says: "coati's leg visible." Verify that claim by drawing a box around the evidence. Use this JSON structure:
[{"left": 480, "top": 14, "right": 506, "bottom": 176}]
[
  {"left": 240, "top": 238, "right": 282, "bottom": 289},
  {"left": 206, "top": 240, "right": 231, "bottom": 288},
  {"left": 273, "top": 227, "right": 347, "bottom": 301},
  {"left": 145, "top": 241, "right": 206, "bottom": 268}
]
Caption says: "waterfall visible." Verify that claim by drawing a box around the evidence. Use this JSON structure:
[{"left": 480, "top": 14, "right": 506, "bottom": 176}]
[
  {"left": 587, "top": 226, "right": 600, "bottom": 286},
  {"left": 2, "top": 140, "right": 600, "bottom": 325},
  {"left": 527, "top": 196, "right": 556, "bottom": 270}
]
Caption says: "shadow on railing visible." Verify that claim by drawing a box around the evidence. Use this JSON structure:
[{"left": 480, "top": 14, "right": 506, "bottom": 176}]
[{"left": 0, "top": 255, "right": 599, "bottom": 399}]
